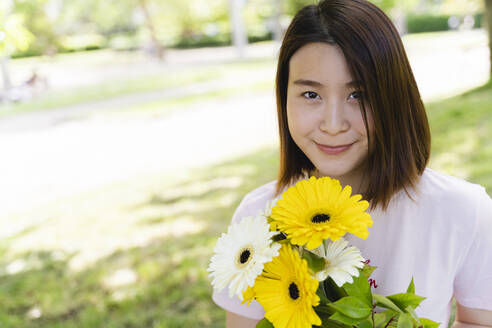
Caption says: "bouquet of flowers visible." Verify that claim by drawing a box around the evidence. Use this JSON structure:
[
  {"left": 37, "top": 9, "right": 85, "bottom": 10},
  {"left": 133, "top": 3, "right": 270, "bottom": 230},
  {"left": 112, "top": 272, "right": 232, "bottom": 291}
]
[{"left": 208, "top": 176, "right": 439, "bottom": 328}]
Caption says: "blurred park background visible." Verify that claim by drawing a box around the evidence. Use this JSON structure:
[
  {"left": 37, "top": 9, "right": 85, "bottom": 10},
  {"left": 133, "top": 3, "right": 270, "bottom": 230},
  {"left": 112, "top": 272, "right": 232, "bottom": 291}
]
[{"left": 0, "top": 0, "right": 491, "bottom": 327}]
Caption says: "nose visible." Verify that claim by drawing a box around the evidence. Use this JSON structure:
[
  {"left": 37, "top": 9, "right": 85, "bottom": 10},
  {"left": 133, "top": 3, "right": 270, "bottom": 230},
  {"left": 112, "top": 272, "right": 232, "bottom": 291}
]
[{"left": 319, "top": 99, "right": 349, "bottom": 135}]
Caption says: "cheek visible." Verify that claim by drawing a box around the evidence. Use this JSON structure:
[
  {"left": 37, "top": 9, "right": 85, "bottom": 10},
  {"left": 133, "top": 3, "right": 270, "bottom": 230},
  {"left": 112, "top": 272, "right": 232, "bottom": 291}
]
[
  {"left": 286, "top": 97, "right": 301, "bottom": 135},
  {"left": 287, "top": 106, "right": 309, "bottom": 139},
  {"left": 287, "top": 99, "right": 318, "bottom": 137}
]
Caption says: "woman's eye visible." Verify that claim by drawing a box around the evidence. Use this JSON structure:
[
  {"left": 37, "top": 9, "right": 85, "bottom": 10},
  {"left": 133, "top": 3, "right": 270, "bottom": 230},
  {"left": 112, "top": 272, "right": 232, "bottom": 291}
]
[
  {"left": 302, "top": 91, "right": 320, "bottom": 100},
  {"left": 348, "top": 91, "right": 363, "bottom": 100}
]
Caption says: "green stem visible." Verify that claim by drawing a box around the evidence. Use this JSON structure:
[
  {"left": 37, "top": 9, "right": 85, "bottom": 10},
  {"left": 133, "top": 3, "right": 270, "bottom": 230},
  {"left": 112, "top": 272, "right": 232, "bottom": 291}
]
[
  {"left": 384, "top": 316, "right": 396, "bottom": 328},
  {"left": 371, "top": 305, "right": 376, "bottom": 327}
]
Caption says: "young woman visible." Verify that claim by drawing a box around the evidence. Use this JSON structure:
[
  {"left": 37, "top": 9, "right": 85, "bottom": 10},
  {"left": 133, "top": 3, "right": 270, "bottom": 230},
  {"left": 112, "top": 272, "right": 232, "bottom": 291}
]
[{"left": 212, "top": 0, "right": 492, "bottom": 327}]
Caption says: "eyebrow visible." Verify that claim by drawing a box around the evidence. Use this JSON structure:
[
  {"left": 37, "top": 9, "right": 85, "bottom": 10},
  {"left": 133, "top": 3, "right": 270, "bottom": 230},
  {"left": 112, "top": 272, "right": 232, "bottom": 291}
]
[{"left": 292, "top": 79, "right": 360, "bottom": 88}]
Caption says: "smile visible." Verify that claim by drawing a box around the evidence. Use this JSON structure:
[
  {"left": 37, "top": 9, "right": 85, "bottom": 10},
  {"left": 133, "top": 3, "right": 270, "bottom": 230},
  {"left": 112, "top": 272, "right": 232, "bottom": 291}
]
[{"left": 315, "top": 142, "right": 354, "bottom": 155}]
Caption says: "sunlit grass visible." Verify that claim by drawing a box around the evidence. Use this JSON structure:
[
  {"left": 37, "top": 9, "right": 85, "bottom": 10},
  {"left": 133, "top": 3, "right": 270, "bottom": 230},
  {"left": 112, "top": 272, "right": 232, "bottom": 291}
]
[
  {"left": 0, "top": 146, "right": 279, "bottom": 327},
  {"left": 0, "top": 56, "right": 275, "bottom": 118},
  {"left": 105, "top": 79, "right": 274, "bottom": 119},
  {"left": 0, "top": 70, "right": 215, "bottom": 118}
]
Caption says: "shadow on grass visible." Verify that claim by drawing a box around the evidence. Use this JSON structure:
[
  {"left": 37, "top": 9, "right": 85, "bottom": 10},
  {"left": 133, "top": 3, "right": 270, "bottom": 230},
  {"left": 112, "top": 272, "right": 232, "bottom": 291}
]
[
  {"left": 0, "top": 146, "right": 279, "bottom": 328},
  {"left": 145, "top": 179, "right": 241, "bottom": 207}
]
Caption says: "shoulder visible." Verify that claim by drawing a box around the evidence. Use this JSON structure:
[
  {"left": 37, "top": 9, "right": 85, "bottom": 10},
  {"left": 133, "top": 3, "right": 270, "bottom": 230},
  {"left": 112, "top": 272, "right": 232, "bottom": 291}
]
[
  {"left": 232, "top": 180, "right": 279, "bottom": 224},
  {"left": 408, "top": 168, "right": 492, "bottom": 234},
  {"left": 416, "top": 168, "right": 488, "bottom": 206},
  {"left": 387, "top": 168, "right": 490, "bottom": 232}
]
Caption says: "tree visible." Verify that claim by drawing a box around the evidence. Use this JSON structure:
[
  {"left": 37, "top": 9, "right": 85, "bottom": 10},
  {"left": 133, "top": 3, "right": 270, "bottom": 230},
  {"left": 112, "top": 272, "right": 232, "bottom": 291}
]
[
  {"left": 138, "top": 0, "right": 164, "bottom": 59},
  {"left": 0, "top": 8, "right": 34, "bottom": 92},
  {"left": 229, "top": 0, "right": 247, "bottom": 57},
  {"left": 12, "top": 0, "right": 58, "bottom": 56},
  {"left": 285, "top": 0, "right": 316, "bottom": 16}
]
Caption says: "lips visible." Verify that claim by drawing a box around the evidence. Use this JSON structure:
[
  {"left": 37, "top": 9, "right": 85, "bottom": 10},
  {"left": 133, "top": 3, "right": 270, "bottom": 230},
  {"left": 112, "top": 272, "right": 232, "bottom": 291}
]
[{"left": 316, "top": 142, "right": 354, "bottom": 155}]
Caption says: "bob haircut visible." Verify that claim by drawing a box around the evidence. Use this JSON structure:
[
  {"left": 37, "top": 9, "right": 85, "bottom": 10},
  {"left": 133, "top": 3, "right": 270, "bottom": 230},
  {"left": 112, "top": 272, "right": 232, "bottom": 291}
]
[{"left": 275, "top": 0, "right": 431, "bottom": 210}]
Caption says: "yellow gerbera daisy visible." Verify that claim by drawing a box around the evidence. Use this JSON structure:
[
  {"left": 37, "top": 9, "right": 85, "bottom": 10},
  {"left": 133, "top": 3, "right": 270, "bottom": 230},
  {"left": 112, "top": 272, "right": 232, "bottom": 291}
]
[
  {"left": 253, "top": 245, "right": 321, "bottom": 328},
  {"left": 270, "top": 176, "right": 373, "bottom": 250},
  {"left": 241, "top": 286, "right": 256, "bottom": 306}
]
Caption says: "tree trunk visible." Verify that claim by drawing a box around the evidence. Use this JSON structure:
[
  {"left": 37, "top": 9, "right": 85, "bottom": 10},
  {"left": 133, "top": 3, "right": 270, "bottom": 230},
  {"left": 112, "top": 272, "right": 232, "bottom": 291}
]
[
  {"left": 272, "top": 0, "right": 283, "bottom": 42},
  {"left": 139, "top": 0, "right": 165, "bottom": 60},
  {"left": 390, "top": 6, "right": 407, "bottom": 36},
  {"left": 486, "top": 0, "right": 492, "bottom": 80},
  {"left": 228, "top": 0, "right": 248, "bottom": 58}
]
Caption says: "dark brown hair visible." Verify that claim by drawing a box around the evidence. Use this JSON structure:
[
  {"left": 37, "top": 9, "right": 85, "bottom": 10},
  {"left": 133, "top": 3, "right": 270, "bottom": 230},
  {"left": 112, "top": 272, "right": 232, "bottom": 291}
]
[{"left": 275, "top": 0, "right": 431, "bottom": 210}]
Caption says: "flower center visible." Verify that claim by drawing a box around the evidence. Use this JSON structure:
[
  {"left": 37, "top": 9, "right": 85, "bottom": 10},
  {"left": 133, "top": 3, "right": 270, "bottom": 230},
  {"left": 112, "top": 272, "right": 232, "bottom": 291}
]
[
  {"left": 312, "top": 213, "right": 330, "bottom": 223},
  {"left": 288, "top": 282, "right": 300, "bottom": 300},
  {"left": 239, "top": 249, "right": 251, "bottom": 264},
  {"left": 236, "top": 246, "right": 254, "bottom": 268},
  {"left": 272, "top": 232, "right": 287, "bottom": 242}
]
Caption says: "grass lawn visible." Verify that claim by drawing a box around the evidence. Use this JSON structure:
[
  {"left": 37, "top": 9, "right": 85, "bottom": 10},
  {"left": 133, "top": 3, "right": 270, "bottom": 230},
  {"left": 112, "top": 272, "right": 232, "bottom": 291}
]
[
  {"left": 106, "top": 78, "right": 274, "bottom": 119},
  {"left": 0, "top": 56, "right": 275, "bottom": 118},
  {"left": 0, "top": 146, "right": 279, "bottom": 328},
  {"left": 0, "top": 69, "right": 216, "bottom": 118},
  {"left": 428, "top": 80, "right": 492, "bottom": 193}
]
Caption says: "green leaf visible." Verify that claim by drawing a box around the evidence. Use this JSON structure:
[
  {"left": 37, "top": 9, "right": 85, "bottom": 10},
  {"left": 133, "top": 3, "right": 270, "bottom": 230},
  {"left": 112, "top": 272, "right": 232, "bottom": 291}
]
[
  {"left": 405, "top": 306, "right": 422, "bottom": 327},
  {"left": 342, "top": 269, "right": 372, "bottom": 306},
  {"left": 362, "top": 263, "right": 377, "bottom": 278},
  {"left": 387, "top": 293, "right": 426, "bottom": 310},
  {"left": 314, "top": 304, "right": 335, "bottom": 316},
  {"left": 327, "top": 296, "right": 372, "bottom": 319},
  {"left": 397, "top": 313, "right": 413, "bottom": 328},
  {"left": 374, "top": 311, "right": 398, "bottom": 328},
  {"left": 316, "top": 286, "right": 330, "bottom": 304},
  {"left": 373, "top": 294, "right": 404, "bottom": 313},
  {"left": 256, "top": 318, "right": 274, "bottom": 328},
  {"left": 302, "top": 251, "right": 325, "bottom": 273},
  {"left": 358, "top": 318, "right": 374, "bottom": 328},
  {"left": 420, "top": 318, "right": 440, "bottom": 328},
  {"left": 324, "top": 277, "right": 348, "bottom": 302},
  {"left": 329, "top": 311, "right": 366, "bottom": 325},
  {"left": 406, "top": 277, "right": 415, "bottom": 294},
  {"left": 315, "top": 318, "right": 352, "bottom": 328}
]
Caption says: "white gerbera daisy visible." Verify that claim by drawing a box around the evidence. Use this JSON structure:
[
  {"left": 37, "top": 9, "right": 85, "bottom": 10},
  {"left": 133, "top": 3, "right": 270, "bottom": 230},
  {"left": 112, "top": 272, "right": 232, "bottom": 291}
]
[
  {"left": 259, "top": 197, "right": 280, "bottom": 218},
  {"left": 207, "top": 215, "right": 281, "bottom": 299},
  {"left": 310, "top": 238, "right": 365, "bottom": 287}
]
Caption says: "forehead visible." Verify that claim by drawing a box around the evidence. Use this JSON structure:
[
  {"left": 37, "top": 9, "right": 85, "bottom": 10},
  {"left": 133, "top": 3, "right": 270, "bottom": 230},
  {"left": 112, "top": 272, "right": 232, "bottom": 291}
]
[{"left": 288, "top": 42, "right": 353, "bottom": 85}]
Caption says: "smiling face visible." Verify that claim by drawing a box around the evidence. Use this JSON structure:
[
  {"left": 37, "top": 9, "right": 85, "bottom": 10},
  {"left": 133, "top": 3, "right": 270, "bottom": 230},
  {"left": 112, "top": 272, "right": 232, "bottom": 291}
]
[{"left": 286, "top": 42, "right": 373, "bottom": 190}]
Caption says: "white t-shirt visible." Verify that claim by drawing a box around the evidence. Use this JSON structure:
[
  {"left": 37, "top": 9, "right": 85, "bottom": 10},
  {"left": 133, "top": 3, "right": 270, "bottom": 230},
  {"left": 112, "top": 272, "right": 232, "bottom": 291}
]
[{"left": 212, "top": 168, "right": 492, "bottom": 327}]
